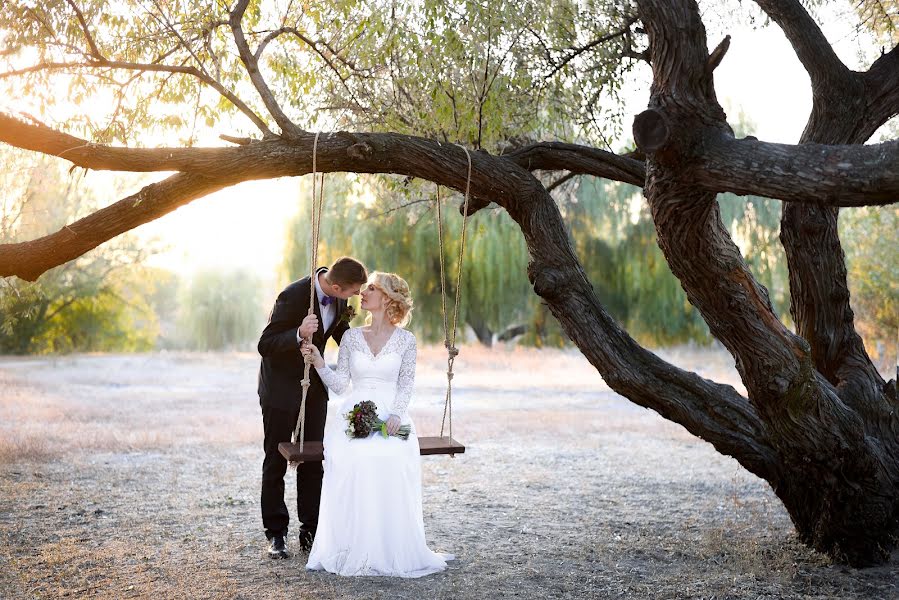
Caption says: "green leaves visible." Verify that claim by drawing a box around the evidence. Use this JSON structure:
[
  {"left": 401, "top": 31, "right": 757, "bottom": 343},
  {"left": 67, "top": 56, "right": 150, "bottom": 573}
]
[
  {"left": 0, "top": 146, "right": 162, "bottom": 353},
  {"left": 177, "top": 268, "right": 265, "bottom": 351},
  {"left": 842, "top": 204, "right": 899, "bottom": 356},
  {"left": 1, "top": 0, "right": 638, "bottom": 146}
]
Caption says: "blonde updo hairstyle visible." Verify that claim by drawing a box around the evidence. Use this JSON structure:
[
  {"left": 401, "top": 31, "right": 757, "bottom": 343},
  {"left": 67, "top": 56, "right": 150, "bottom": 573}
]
[{"left": 367, "top": 272, "right": 414, "bottom": 327}]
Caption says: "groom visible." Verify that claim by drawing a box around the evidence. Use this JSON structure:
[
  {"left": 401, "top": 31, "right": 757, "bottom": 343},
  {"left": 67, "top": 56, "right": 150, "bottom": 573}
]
[{"left": 257, "top": 256, "right": 368, "bottom": 559}]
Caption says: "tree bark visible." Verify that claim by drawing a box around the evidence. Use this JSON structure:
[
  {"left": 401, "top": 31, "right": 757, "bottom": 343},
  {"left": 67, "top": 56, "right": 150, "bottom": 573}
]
[
  {"left": 636, "top": 0, "right": 899, "bottom": 566},
  {"left": 753, "top": 0, "right": 892, "bottom": 404}
]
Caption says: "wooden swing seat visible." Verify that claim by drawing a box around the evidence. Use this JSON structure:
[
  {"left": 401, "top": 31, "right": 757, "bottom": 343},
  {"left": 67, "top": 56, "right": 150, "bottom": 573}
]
[{"left": 279, "top": 436, "right": 465, "bottom": 463}]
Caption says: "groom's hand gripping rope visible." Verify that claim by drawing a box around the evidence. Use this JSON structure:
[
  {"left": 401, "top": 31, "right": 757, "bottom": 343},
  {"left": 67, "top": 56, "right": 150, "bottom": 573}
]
[{"left": 299, "top": 314, "right": 319, "bottom": 339}]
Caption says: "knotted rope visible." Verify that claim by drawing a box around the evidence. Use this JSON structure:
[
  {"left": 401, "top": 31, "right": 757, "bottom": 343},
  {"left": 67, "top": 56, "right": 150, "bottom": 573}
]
[
  {"left": 437, "top": 145, "right": 473, "bottom": 444},
  {"left": 293, "top": 132, "right": 325, "bottom": 451}
]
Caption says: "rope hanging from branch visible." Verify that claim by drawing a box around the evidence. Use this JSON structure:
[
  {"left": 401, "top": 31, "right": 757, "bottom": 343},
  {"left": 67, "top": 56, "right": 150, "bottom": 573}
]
[
  {"left": 293, "top": 132, "right": 325, "bottom": 450},
  {"left": 437, "top": 145, "right": 473, "bottom": 443}
]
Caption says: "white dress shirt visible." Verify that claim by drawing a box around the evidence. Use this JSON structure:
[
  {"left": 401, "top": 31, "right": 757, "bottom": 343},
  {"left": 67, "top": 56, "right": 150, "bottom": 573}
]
[{"left": 314, "top": 271, "right": 337, "bottom": 333}]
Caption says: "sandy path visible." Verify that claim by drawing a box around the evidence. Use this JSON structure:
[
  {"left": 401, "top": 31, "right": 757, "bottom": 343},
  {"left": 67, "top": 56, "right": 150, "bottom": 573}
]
[{"left": 0, "top": 346, "right": 895, "bottom": 599}]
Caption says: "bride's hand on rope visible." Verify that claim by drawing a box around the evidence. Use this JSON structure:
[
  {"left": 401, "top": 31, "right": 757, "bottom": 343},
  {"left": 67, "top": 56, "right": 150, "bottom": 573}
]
[
  {"left": 385, "top": 415, "right": 401, "bottom": 436},
  {"left": 301, "top": 341, "right": 325, "bottom": 368}
]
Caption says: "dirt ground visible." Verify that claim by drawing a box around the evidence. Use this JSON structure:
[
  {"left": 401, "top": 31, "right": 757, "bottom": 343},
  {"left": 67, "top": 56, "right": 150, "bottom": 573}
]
[{"left": 0, "top": 344, "right": 896, "bottom": 599}]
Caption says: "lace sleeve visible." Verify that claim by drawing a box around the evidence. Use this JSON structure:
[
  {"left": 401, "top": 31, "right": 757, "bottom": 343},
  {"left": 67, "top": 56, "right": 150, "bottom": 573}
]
[
  {"left": 390, "top": 332, "right": 417, "bottom": 420},
  {"left": 315, "top": 330, "right": 353, "bottom": 395}
]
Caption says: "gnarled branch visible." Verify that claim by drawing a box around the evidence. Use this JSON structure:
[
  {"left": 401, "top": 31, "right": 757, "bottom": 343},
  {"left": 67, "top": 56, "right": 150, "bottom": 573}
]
[
  {"left": 753, "top": 0, "right": 849, "bottom": 89},
  {"left": 506, "top": 142, "right": 645, "bottom": 187},
  {"left": 700, "top": 135, "right": 899, "bottom": 207},
  {"left": 864, "top": 45, "right": 899, "bottom": 134}
]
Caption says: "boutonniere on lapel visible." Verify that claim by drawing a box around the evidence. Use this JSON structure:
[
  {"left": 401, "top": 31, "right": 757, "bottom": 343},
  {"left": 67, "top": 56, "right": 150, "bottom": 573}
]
[{"left": 339, "top": 304, "right": 357, "bottom": 324}]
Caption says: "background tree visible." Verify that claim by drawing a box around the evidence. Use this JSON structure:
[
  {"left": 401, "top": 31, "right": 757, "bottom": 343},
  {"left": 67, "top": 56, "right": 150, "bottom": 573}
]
[
  {"left": 0, "top": 0, "right": 897, "bottom": 566},
  {"left": 282, "top": 174, "right": 532, "bottom": 345},
  {"left": 841, "top": 204, "right": 898, "bottom": 368},
  {"left": 175, "top": 267, "right": 265, "bottom": 351},
  {"left": 0, "top": 148, "right": 158, "bottom": 353}
]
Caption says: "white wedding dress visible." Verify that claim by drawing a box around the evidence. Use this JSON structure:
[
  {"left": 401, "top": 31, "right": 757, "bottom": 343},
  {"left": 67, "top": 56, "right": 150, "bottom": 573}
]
[{"left": 306, "top": 326, "right": 453, "bottom": 577}]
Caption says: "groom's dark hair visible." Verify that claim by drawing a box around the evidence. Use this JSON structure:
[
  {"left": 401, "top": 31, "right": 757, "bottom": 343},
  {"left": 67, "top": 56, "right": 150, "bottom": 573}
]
[{"left": 328, "top": 257, "right": 368, "bottom": 287}]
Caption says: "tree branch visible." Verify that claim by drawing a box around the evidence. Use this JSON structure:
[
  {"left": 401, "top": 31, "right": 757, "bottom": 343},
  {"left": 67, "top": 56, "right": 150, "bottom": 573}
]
[
  {"left": 546, "top": 172, "right": 577, "bottom": 193},
  {"left": 229, "top": 0, "right": 304, "bottom": 138},
  {"left": 706, "top": 35, "right": 730, "bottom": 74},
  {"left": 525, "top": 229, "right": 777, "bottom": 482},
  {"left": 373, "top": 198, "right": 433, "bottom": 218},
  {"left": 753, "top": 0, "right": 849, "bottom": 89},
  {"left": 700, "top": 135, "right": 899, "bottom": 207},
  {"left": 0, "top": 172, "right": 228, "bottom": 281},
  {"left": 13, "top": 105, "right": 893, "bottom": 211},
  {"left": 0, "top": 129, "right": 531, "bottom": 279},
  {"left": 0, "top": 59, "right": 273, "bottom": 137},
  {"left": 269, "top": 27, "right": 366, "bottom": 113},
  {"left": 544, "top": 15, "right": 640, "bottom": 80},
  {"left": 864, "top": 44, "right": 899, "bottom": 135},
  {"left": 506, "top": 142, "right": 645, "bottom": 187},
  {"left": 0, "top": 112, "right": 243, "bottom": 172},
  {"left": 755, "top": 2, "right": 892, "bottom": 399},
  {"left": 64, "top": 0, "right": 102, "bottom": 59}
]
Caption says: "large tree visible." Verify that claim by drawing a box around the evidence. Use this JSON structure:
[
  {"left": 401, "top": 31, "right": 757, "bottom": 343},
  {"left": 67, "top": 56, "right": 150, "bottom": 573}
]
[{"left": 0, "top": 0, "right": 896, "bottom": 566}]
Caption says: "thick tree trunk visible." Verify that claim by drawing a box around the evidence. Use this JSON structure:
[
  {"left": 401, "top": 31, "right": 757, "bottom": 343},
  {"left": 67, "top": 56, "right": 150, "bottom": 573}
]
[
  {"left": 466, "top": 315, "right": 494, "bottom": 347},
  {"left": 634, "top": 0, "right": 899, "bottom": 566},
  {"left": 497, "top": 324, "right": 527, "bottom": 342},
  {"left": 756, "top": 0, "right": 899, "bottom": 563}
]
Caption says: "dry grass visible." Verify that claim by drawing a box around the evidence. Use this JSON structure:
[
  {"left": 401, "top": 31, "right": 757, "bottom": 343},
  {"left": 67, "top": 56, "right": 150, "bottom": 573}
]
[{"left": 0, "top": 346, "right": 896, "bottom": 599}]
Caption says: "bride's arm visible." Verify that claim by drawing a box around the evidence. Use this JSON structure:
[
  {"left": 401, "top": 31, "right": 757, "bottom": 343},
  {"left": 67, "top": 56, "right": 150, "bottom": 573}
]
[
  {"left": 389, "top": 333, "right": 417, "bottom": 420},
  {"left": 314, "top": 332, "right": 352, "bottom": 395}
]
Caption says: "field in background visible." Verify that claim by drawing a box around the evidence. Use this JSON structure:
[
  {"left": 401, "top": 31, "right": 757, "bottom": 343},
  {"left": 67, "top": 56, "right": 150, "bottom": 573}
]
[{"left": 0, "top": 345, "right": 895, "bottom": 599}]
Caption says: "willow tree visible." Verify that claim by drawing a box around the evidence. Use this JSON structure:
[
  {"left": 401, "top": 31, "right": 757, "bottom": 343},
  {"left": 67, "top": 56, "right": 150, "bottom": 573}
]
[
  {"left": 1, "top": 0, "right": 897, "bottom": 566},
  {"left": 281, "top": 173, "right": 533, "bottom": 345}
]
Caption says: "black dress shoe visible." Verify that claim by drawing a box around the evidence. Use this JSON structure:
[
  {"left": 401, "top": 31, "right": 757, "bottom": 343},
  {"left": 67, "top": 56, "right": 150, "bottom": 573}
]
[
  {"left": 267, "top": 535, "right": 289, "bottom": 559},
  {"left": 298, "top": 530, "right": 315, "bottom": 552}
]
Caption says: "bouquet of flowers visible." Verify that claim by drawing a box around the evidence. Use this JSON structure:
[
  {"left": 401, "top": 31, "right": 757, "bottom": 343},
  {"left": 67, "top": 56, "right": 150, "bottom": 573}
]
[{"left": 344, "top": 400, "right": 410, "bottom": 440}]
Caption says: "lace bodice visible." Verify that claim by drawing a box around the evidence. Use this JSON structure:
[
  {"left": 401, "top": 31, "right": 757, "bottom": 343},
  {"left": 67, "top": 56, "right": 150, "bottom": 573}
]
[{"left": 315, "top": 327, "right": 417, "bottom": 419}]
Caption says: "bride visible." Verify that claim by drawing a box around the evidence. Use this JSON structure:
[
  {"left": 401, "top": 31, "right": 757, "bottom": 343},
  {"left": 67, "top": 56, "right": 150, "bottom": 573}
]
[{"left": 300, "top": 271, "right": 453, "bottom": 578}]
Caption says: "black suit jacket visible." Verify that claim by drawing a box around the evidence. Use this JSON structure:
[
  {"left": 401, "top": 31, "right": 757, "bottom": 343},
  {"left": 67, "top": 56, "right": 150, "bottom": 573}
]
[{"left": 257, "top": 268, "right": 350, "bottom": 412}]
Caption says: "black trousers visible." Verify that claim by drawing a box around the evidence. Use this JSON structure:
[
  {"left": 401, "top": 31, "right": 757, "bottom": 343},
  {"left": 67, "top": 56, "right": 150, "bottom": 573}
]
[{"left": 260, "top": 402, "right": 326, "bottom": 539}]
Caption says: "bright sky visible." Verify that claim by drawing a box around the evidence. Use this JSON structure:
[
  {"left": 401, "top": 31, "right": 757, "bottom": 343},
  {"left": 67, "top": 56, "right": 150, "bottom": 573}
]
[
  {"left": 5, "top": 4, "right": 888, "bottom": 283},
  {"left": 137, "top": 177, "right": 301, "bottom": 280}
]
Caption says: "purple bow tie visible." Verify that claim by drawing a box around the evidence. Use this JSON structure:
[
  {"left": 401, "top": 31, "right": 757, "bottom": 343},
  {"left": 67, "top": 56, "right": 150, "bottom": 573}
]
[{"left": 321, "top": 295, "right": 335, "bottom": 306}]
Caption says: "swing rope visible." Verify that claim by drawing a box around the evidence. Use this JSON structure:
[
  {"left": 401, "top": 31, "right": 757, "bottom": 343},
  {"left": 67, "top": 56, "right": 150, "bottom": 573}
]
[
  {"left": 437, "top": 145, "right": 473, "bottom": 442},
  {"left": 293, "top": 132, "right": 325, "bottom": 451},
  {"left": 290, "top": 138, "right": 471, "bottom": 454}
]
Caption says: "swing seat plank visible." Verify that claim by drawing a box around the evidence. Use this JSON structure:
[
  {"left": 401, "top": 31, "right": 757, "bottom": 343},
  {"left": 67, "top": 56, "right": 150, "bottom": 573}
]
[
  {"left": 279, "top": 441, "right": 324, "bottom": 462},
  {"left": 418, "top": 436, "right": 465, "bottom": 455},
  {"left": 278, "top": 437, "right": 465, "bottom": 463}
]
